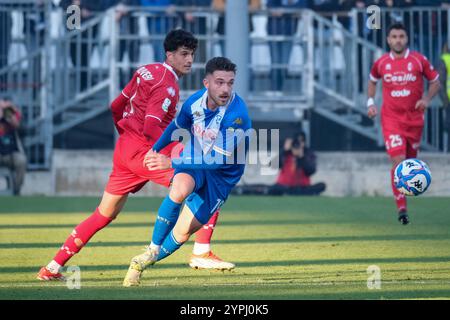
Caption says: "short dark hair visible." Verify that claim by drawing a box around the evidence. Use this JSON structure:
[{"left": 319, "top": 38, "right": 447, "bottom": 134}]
[
  {"left": 164, "top": 29, "right": 198, "bottom": 53},
  {"left": 205, "top": 57, "right": 237, "bottom": 75},
  {"left": 387, "top": 23, "right": 408, "bottom": 36}
]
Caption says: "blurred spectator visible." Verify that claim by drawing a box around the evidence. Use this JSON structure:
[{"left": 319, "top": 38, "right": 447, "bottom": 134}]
[
  {"left": 23, "top": 0, "right": 46, "bottom": 49},
  {"left": 0, "top": 9, "right": 12, "bottom": 88},
  {"left": 174, "top": 0, "right": 211, "bottom": 32},
  {"left": 140, "top": 0, "right": 176, "bottom": 63},
  {"left": 266, "top": 0, "right": 309, "bottom": 91},
  {"left": 61, "top": 0, "right": 103, "bottom": 91},
  {"left": 105, "top": 0, "right": 141, "bottom": 86},
  {"left": 0, "top": 98, "right": 26, "bottom": 196},
  {"left": 212, "top": 0, "right": 261, "bottom": 35},
  {"left": 173, "top": 0, "right": 212, "bottom": 62},
  {"left": 310, "top": 0, "right": 340, "bottom": 11},
  {"left": 268, "top": 131, "right": 326, "bottom": 195},
  {"left": 438, "top": 42, "right": 450, "bottom": 146},
  {"left": 233, "top": 131, "right": 326, "bottom": 196}
]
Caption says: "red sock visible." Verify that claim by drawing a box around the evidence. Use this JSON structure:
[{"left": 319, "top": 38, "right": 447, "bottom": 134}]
[
  {"left": 194, "top": 211, "right": 219, "bottom": 244},
  {"left": 53, "top": 208, "right": 113, "bottom": 266},
  {"left": 391, "top": 168, "right": 407, "bottom": 212}
]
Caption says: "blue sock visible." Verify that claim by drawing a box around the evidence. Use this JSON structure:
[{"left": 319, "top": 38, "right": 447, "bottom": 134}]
[
  {"left": 151, "top": 196, "right": 182, "bottom": 246},
  {"left": 157, "top": 230, "right": 183, "bottom": 261}
]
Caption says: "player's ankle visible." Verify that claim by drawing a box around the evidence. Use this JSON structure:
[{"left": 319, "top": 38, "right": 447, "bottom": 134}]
[
  {"left": 149, "top": 242, "right": 161, "bottom": 254},
  {"left": 193, "top": 243, "right": 211, "bottom": 255},
  {"left": 46, "top": 260, "right": 62, "bottom": 274}
]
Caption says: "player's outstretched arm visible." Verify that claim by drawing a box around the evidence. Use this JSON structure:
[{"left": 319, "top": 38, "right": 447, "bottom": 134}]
[{"left": 143, "top": 121, "right": 180, "bottom": 169}]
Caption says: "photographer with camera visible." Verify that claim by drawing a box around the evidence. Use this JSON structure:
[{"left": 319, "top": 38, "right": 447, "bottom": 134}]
[
  {"left": 268, "top": 131, "right": 326, "bottom": 196},
  {"left": 0, "top": 98, "right": 27, "bottom": 195}
]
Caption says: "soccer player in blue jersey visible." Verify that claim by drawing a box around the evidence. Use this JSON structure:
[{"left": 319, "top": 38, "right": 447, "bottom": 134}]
[{"left": 123, "top": 57, "right": 252, "bottom": 286}]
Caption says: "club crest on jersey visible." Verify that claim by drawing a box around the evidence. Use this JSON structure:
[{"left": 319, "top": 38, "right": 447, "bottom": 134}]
[
  {"left": 233, "top": 118, "right": 243, "bottom": 125},
  {"left": 407, "top": 62, "right": 413, "bottom": 71},
  {"left": 167, "top": 86, "right": 176, "bottom": 97},
  {"left": 162, "top": 98, "right": 171, "bottom": 112},
  {"left": 386, "top": 63, "right": 391, "bottom": 70},
  {"left": 193, "top": 111, "right": 202, "bottom": 118}
]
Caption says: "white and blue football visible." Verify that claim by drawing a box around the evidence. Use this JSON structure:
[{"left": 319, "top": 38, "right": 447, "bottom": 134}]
[{"left": 394, "top": 158, "right": 432, "bottom": 196}]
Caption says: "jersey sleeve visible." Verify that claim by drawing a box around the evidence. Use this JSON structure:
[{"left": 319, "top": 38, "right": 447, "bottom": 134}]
[
  {"left": 174, "top": 100, "right": 192, "bottom": 129},
  {"left": 121, "top": 72, "right": 137, "bottom": 99},
  {"left": 421, "top": 55, "right": 439, "bottom": 82},
  {"left": 369, "top": 59, "right": 381, "bottom": 82}
]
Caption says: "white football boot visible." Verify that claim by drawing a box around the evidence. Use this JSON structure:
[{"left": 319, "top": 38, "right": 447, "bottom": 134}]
[
  {"left": 189, "top": 251, "right": 235, "bottom": 271},
  {"left": 123, "top": 246, "right": 158, "bottom": 287}
]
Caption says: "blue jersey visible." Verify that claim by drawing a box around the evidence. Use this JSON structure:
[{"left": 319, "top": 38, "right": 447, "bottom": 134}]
[{"left": 173, "top": 88, "right": 252, "bottom": 187}]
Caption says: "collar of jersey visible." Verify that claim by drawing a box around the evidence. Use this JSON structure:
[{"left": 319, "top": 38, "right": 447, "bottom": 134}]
[
  {"left": 200, "top": 90, "right": 236, "bottom": 112},
  {"left": 389, "top": 48, "right": 410, "bottom": 60},
  {"left": 162, "top": 62, "right": 179, "bottom": 81}
]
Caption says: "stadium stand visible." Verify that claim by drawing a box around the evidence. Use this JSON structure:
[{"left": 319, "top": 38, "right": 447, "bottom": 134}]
[{"left": 0, "top": 0, "right": 448, "bottom": 170}]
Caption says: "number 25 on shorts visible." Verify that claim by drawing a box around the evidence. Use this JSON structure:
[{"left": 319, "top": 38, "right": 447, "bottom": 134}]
[{"left": 385, "top": 134, "right": 403, "bottom": 150}]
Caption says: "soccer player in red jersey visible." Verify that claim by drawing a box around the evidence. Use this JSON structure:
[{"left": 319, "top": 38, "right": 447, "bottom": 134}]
[
  {"left": 37, "top": 30, "right": 232, "bottom": 281},
  {"left": 367, "top": 23, "right": 441, "bottom": 225}
]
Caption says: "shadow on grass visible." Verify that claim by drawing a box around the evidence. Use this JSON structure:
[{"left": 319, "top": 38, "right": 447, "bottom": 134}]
[
  {"left": 2, "top": 233, "right": 450, "bottom": 249},
  {"left": 2, "top": 255, "right": 450, "bottom": 274},
  {"left": 0, "top": 219, "right": 322, "bottom": 230}
]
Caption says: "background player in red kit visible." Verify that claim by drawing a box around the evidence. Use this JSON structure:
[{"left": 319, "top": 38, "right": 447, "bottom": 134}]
[
  {"left": 37, "top": 30, "right": 232, "bottom": 281},
  {"left": 367, "top": 23, "right": 441, "bottom": 225}
]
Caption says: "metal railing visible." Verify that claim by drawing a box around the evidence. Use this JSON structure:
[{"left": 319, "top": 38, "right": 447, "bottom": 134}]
[
  {"left": 351, "top": 7, "right": 450, "bottom": 66},
  {"left": 0, "top": 1, "right": 52, "bottom": 168},
  {"left": 0, "top": 4, "right": 448, "bottom": 169}
]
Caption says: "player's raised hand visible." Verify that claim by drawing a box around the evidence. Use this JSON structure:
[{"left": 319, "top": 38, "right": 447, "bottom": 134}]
[
  {"left": 415, "top": 98, "right": 430, "bottom": 112},
  {"left": 145, "top": 152, "right": 172, "bottom": 171},
  {"left": 367, "top": 105, "right": 378, "bottom": 119}
]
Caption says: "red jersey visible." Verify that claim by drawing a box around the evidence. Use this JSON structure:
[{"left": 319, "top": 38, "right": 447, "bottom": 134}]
[
  {"left": 118, "top": 62, "right": 179, "bottom": 144},
  {"left": 370, "top": 49, "right": 439, "bottom": 127}
]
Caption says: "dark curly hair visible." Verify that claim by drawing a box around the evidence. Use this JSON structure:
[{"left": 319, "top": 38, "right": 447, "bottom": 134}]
[
  {"left": 164, "top": 29, "right": 198, "bottom": 53},
  {"left": 205, "top": 57, "right": 237, "bottom": 75}
]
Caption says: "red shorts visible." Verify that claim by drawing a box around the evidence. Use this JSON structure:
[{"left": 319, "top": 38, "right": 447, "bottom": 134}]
[
  {"left": 381, "top": 118, "right": 422, "bottom": 159},
  {"left": 105, "top": 135, "right": 181, "bottom": 195}
]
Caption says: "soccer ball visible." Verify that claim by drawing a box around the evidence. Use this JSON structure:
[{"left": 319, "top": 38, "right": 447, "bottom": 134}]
[{"left": 394, "top": 158, "right": 432, "bottom": 196}]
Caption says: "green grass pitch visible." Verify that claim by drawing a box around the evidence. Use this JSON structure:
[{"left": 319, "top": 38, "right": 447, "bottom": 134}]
[{"left": 0, "top": 196, "right": 449, "bottom": 300}]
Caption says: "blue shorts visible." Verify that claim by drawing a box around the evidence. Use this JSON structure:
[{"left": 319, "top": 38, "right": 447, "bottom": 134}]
[{"left": 174, "top": 169, "right": 232, "bottom": 225}]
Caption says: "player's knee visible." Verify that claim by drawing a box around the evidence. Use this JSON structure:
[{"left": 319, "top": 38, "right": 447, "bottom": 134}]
[
  {"left": 74, "top": 238, "right": 84, "bottom": 249},
  {"left": 97, "top": 205, "right": 119, "bottom": 220},
  {"left": 169, "top": 186, "right": 190, "bottom": 203}
]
